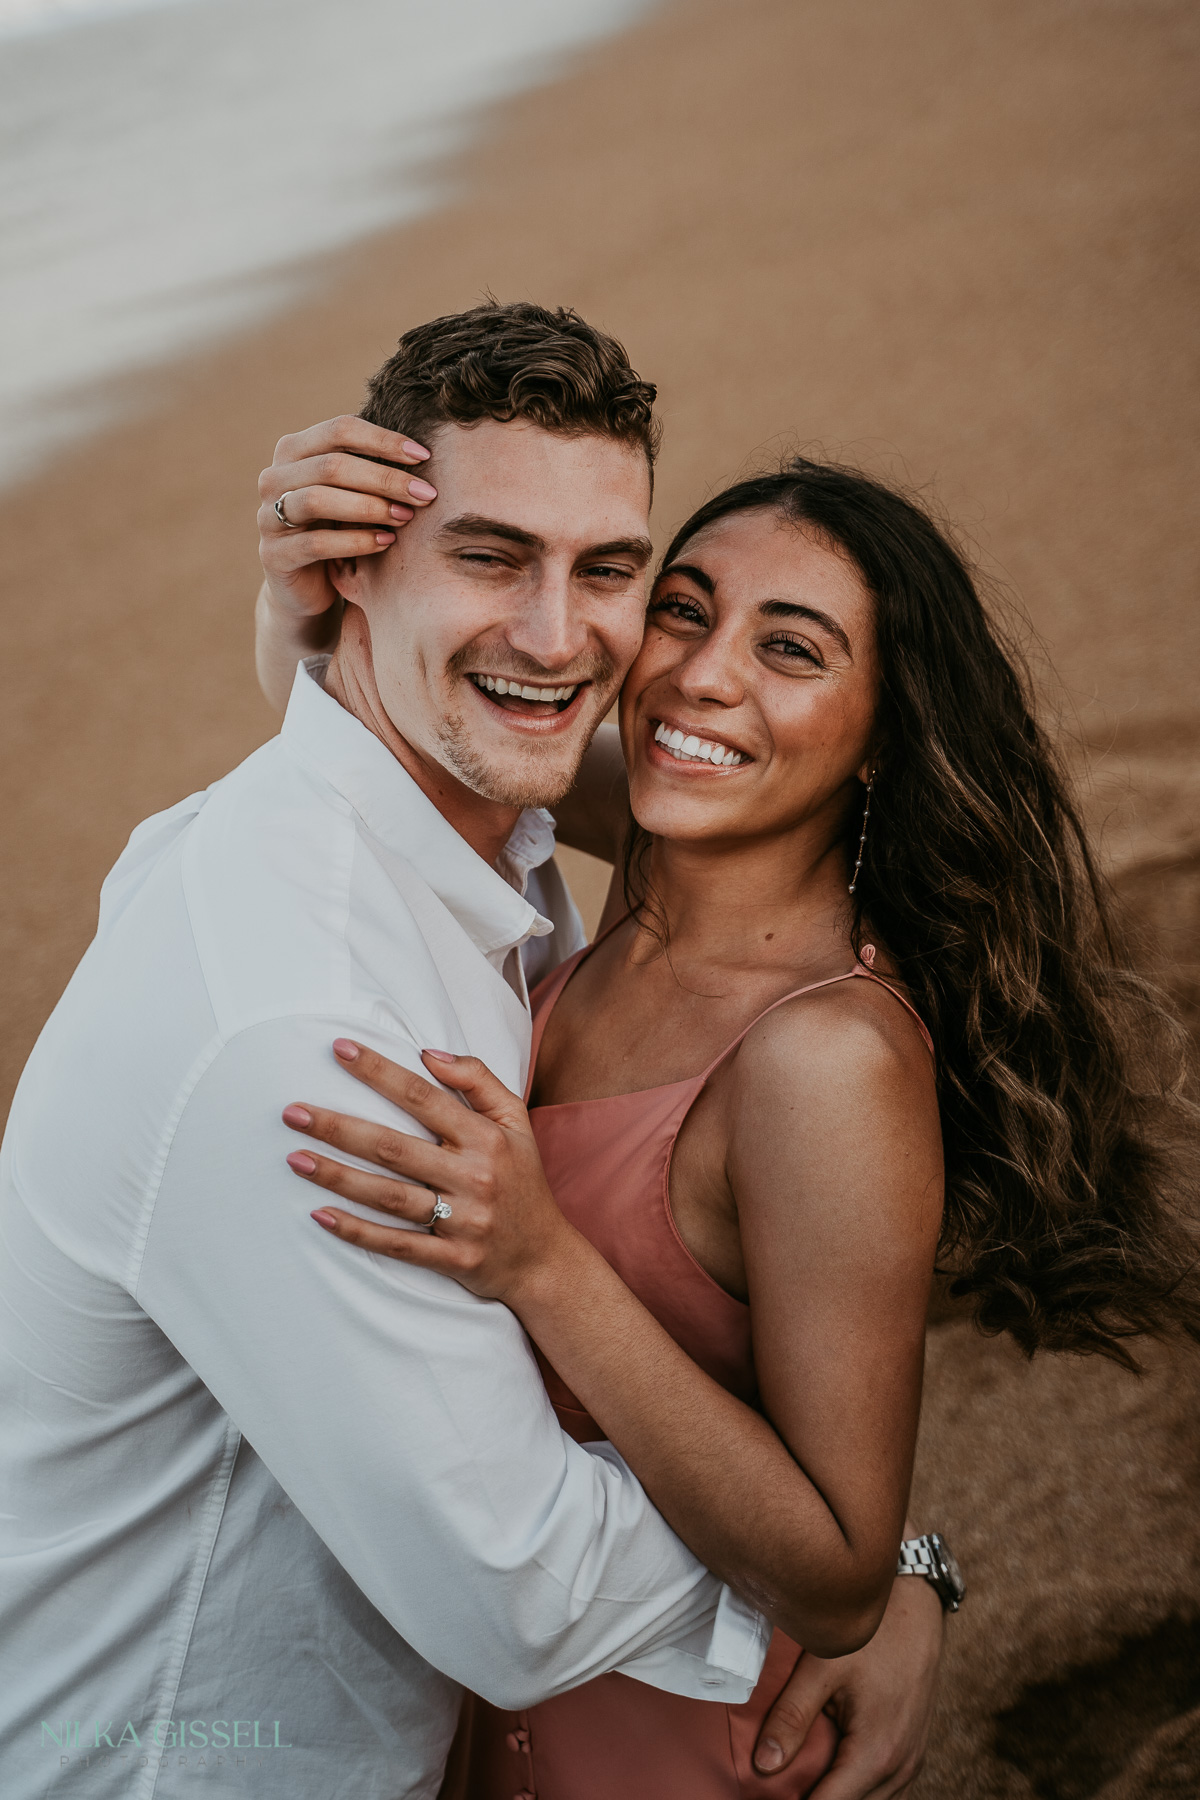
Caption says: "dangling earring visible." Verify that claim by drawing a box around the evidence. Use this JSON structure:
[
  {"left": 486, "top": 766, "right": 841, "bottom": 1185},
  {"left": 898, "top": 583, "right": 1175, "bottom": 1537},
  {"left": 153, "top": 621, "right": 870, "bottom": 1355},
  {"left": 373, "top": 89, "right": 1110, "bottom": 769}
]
[{"left": 848, "top": 771, "right": 874, "bottom": 896}]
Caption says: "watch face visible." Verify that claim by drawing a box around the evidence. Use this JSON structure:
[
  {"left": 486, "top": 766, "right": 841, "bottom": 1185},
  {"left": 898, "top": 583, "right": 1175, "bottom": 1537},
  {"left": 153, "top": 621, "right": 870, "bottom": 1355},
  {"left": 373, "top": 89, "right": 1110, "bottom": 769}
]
[{"left": 933, "top": 1537, "right": 966, "bottom": 1601}]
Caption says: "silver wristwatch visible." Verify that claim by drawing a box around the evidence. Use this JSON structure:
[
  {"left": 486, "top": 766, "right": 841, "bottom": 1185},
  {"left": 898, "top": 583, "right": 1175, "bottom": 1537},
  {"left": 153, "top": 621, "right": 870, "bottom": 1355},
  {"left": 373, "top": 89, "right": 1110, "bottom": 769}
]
[{"left": 895, "top": 1533, "right": 965, "bottom": 1612}]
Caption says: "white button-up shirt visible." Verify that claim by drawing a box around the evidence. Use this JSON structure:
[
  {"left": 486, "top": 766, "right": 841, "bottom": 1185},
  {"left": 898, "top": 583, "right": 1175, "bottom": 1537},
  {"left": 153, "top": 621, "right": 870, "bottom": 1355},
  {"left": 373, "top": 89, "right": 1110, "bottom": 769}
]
[{"left": 0, "top": 664, "right": 767, "bottom": 1800}]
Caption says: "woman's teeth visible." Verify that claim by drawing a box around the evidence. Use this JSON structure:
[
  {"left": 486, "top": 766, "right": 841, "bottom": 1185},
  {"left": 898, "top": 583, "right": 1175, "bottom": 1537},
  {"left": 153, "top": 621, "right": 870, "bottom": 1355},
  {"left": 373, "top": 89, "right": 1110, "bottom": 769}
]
[
  {"left": 653, "top": 722, "right": 746, "bottom": 766},
  {"left": 471, "top": 674, "right": 579, "bottom": 703}
]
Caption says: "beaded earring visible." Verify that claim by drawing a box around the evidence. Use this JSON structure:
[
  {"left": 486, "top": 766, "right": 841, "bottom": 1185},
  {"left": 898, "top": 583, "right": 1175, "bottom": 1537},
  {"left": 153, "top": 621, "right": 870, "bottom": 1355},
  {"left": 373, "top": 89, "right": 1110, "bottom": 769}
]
[{"left": 848, "top": 771, "right": 874, "bottom": 896}]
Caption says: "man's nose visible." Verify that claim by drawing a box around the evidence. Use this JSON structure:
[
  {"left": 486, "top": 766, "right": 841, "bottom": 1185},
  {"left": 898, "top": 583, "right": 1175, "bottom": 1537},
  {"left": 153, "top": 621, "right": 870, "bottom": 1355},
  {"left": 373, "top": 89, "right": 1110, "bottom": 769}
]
[{"left": 504, "top": 569, "right": 590, "bottom": 671}]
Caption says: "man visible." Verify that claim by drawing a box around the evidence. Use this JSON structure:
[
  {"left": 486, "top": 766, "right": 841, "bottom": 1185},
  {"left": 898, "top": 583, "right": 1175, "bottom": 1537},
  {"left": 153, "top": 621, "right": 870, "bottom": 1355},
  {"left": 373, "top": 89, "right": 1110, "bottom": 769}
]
[{"left": 0, "top": 303, "right": 941, "bottom": 1800}]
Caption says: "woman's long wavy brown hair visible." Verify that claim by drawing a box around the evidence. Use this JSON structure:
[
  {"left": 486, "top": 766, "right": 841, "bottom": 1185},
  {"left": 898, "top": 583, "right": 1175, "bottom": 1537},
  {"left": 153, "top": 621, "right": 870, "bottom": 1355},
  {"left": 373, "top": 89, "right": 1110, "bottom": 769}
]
[{"left": 625, "top": 458, "right": 1199, "bottom": 1368}]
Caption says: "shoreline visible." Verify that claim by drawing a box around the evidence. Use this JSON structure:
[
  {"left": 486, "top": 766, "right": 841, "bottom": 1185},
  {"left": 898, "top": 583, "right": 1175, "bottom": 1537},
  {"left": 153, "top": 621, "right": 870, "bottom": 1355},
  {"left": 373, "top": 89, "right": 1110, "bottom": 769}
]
[{"left": 4, "top": 0, "right": 1197, "bottom": 1105}]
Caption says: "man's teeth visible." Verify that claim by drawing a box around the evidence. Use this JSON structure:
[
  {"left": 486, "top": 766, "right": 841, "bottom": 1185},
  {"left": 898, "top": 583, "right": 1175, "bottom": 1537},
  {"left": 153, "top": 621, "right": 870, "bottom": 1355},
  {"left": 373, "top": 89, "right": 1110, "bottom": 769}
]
[
  {"left": 653, "top": 722, "right": 746, "bottom": 766},
  {"left": 471, "top": 674, "right": 580, "bottom": 703}
]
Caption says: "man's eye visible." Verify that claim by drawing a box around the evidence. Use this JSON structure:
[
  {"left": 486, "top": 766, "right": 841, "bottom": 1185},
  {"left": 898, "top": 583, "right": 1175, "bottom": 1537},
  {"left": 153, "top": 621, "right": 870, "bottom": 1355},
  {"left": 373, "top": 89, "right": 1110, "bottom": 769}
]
[{"left": 582, "top": 563, "right": 633, "bottom": 582}]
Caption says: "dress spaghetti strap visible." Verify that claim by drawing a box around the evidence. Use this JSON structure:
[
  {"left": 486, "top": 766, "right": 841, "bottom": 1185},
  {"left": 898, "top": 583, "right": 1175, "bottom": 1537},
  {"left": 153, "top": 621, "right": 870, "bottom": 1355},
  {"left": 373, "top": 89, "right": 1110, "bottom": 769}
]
[
  {"left": 528, "top": 927, "right": 934, "bottom": 1105},
  {"left": 695, "top": 943, "right": 934, "bottom": 1084}
]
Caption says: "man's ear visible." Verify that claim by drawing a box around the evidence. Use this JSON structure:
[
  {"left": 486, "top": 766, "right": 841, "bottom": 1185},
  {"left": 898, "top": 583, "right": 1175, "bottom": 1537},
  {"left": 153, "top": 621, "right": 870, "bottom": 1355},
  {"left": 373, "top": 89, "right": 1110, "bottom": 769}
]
[{"left": 328, "top": 556, "right": 361, "bottom": 602}]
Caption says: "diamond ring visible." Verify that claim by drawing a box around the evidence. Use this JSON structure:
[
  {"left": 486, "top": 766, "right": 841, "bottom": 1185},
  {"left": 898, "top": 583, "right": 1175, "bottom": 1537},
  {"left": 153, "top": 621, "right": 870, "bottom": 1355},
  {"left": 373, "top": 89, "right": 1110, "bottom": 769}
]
[{"left": 426, "top": 1195, "right": 452, "bottom": 1226}]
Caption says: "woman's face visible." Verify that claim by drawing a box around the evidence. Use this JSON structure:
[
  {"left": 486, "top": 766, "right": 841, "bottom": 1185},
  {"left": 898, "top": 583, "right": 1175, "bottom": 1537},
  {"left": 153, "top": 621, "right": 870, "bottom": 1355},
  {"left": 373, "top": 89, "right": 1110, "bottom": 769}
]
[{"left": 620, "top": 507, "right": 880, "bottom": 852}]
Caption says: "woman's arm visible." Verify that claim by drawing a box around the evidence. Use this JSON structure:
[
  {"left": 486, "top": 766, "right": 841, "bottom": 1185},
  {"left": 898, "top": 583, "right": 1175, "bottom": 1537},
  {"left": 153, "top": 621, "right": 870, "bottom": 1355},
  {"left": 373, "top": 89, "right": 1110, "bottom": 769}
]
[
  {"left": 281, "top": 996, "right": 942, "bottom": 1659},
  {"left": 255, "top": 579, "right": 343, "bottom": 712}
]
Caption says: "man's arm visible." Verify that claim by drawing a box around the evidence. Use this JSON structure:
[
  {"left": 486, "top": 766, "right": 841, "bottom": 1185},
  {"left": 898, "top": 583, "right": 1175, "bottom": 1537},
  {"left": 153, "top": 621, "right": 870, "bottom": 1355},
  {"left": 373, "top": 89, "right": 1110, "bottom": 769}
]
[
  {"left": 283, "top": 988, "right": 943, "bottom": 1660},
  {"left": 135, "top": 1015, "right": 765, "bottom": 1710}
]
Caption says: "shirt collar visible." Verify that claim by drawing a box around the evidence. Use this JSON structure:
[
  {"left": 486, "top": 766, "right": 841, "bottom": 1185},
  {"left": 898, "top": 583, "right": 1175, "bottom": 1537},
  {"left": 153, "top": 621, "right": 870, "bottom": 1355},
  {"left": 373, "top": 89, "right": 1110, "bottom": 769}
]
[{"left": 280, "top": 659, "right": 554, "bottom": 960}]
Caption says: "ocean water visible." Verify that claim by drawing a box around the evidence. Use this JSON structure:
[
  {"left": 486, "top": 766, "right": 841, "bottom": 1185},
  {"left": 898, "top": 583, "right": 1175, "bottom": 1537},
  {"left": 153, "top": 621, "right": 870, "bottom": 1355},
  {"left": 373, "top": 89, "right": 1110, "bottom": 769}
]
[{"left": 0, "top": 0, "right": 654, "bottom": 488}]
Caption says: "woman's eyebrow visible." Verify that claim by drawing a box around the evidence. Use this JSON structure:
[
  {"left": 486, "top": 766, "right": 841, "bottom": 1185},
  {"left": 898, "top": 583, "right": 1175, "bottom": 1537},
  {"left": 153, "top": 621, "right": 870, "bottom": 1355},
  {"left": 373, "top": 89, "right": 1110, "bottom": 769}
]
[
  {"left": 656, "top": 560, "right": 714, "bottom": 595},
  {"left": 760, "top": 599, "right": 852, "bottom": 658}
]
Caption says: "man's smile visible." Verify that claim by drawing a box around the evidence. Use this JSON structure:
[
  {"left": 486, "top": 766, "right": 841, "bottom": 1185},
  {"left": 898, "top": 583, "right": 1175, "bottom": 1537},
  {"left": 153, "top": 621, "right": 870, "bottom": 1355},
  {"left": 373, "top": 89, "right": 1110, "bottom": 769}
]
[{"left": 467, "top": 671, "right": 589, "bottom": 722}]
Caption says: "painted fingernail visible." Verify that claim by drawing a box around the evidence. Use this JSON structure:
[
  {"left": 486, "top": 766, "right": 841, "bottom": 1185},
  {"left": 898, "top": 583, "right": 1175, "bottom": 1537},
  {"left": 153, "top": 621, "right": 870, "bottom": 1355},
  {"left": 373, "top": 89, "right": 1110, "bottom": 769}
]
[
  {"left": 288, "top": 1151, "right": 317, "bottom": 1175},
  {"left": 333, "top": 1039, "right": 360, "bottom": 1061},
  {"left": 388, "top": 504, "right": 413, "bottom": 519},
  {"left": 402, "top": 439, "right": 429, "bottom": 459},
  {"left": 755, "top": 1740, "right": 785, "bottom": 1773},
  {"left": 282, "top": 1104, "right": 312, "bottom": 1128},
  {"left": 374, "top": 531, "right": 396, "bottom": 544},
  {"left": 408, "top": 478, "right": 437, "bottom": 501},
  {"left": 422, "top": 1049, "right": 456, "bottom": 1063},
  {"left": 311, "top": 1209, "right": 338, "bottom": 1230}
]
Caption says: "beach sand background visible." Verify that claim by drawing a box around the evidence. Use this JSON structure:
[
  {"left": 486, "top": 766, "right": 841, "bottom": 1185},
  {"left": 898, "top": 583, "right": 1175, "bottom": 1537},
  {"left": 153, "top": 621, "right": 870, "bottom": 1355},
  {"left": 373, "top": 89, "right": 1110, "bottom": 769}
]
[{"left": 3, "top": 0, "right": 1198, "bottom": 1791}]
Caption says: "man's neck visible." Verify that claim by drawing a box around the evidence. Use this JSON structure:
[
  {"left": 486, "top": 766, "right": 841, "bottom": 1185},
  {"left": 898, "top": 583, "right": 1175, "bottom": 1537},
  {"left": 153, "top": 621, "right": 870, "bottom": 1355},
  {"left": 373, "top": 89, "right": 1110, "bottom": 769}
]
[{"left": 323, "top": 634, "right": 521, "bottom": 868}]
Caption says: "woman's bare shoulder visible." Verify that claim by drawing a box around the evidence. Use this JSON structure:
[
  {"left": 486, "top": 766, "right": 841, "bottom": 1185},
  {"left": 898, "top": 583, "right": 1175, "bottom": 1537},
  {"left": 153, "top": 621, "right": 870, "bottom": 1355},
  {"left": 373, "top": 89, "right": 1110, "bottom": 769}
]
[
  {"left": 727, "top": 971, "right": 939, "bottom": 1144},
  {"left": 723, "top": 974, "right": 943, "bottom": 1252}
]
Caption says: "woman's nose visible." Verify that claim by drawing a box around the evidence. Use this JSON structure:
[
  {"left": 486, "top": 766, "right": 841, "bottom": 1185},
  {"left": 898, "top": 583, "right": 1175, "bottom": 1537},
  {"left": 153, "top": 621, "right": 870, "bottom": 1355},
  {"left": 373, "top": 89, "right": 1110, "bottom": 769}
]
[{"left": 672, "top": 635, "right": 745, "bottom": 708}]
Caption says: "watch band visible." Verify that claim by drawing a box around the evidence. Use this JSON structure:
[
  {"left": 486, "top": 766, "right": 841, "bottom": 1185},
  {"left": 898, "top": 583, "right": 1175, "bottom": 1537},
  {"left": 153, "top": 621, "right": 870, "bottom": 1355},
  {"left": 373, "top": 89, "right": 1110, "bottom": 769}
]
[{"left": 895, "top": 1532, "right": 965, "bottom": 1611}]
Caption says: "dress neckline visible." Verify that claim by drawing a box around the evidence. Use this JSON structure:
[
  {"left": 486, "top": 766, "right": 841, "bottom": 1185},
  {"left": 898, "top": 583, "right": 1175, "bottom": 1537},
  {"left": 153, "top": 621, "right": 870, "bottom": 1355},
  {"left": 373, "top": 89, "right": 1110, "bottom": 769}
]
[{"left": 525, "top": 918, "right": 933, "bottom": 1110}]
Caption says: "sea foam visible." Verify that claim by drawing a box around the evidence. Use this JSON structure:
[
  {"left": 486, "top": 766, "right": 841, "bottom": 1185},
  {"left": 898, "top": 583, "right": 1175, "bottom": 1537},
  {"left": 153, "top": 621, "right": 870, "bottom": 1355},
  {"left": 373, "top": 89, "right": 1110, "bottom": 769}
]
[{"left": 0, "top": 0, "right": 654, "bottom": 487}]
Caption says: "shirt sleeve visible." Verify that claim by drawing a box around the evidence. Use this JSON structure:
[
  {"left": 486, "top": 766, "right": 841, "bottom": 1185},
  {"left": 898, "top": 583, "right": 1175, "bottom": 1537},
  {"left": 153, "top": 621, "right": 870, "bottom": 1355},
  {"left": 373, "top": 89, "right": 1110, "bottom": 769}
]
[{"left": 135, "top": 1013, "right": 769, "bottom": 1710}]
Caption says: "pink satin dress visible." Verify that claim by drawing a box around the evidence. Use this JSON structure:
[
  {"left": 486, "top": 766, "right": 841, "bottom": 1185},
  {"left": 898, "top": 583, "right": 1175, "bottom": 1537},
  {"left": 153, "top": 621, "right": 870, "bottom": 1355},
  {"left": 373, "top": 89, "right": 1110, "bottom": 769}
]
[{"left": 456, "top": 938, "right": 934, "bottom": 1800}]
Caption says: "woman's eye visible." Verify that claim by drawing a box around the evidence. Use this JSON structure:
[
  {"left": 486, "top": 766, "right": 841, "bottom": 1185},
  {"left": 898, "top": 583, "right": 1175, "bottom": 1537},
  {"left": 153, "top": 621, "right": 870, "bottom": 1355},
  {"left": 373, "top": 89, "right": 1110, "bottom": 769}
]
[
  {"left": 765, "top": 634, "right": 821, "bottom": 666},
  {"left": 647, "top": 594, "right": 707, "bottom": 627}
]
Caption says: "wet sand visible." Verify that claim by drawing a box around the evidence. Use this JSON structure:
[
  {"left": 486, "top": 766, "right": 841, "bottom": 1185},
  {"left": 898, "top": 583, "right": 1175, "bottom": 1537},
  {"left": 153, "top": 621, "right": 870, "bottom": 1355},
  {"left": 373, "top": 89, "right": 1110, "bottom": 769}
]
[{"left": 3, "top": 0, "right": 1198, "bottom": 1791}]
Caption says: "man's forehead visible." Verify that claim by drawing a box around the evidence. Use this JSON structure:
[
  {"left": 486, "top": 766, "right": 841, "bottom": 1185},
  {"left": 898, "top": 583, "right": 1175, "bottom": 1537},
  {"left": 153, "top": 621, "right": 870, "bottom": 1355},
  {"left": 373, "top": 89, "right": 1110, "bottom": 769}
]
[{"left": 425, "top": 418, "right": 652, "bottom": 541}]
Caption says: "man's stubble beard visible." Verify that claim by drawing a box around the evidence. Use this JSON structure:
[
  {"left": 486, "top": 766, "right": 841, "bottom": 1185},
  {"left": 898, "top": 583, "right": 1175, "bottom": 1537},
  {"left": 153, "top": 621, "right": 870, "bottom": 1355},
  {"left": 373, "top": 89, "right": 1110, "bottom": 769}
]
[{"left": 436, "top": 706, "right": 588, "bottom": 811}]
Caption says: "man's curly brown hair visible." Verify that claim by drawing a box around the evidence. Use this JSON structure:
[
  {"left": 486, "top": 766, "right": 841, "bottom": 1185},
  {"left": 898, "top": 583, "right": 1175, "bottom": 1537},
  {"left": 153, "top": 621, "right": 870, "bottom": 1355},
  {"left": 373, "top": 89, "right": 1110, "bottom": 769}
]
[{"left": 361, "top": 300, "right": 660, "bottom": 483}]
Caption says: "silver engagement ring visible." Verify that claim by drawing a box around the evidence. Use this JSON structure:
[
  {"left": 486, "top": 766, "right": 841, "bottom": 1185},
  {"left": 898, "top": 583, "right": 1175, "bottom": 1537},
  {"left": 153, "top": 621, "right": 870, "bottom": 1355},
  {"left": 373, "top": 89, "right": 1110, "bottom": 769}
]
[
  {"left": 274, "top": 493, "right": 298, "bottom": 528},
  {"left": 426, "top": 1196, "right": 452, "bottom": 1226}
]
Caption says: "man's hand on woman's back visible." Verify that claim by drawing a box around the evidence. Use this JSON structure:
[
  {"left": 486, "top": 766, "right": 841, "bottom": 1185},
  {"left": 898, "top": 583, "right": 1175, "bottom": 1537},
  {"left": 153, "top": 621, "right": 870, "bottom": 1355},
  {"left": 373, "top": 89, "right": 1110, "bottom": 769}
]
[{"left": 755, "top": 1568, "right": 944, "bottom": 1798}]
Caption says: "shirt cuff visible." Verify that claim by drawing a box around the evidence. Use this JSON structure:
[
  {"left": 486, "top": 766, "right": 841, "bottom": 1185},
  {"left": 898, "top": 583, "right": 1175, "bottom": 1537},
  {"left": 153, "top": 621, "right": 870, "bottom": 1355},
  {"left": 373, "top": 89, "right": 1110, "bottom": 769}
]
[{"left": 613, "top": 1583, "right": 772, "bottom": 1702}]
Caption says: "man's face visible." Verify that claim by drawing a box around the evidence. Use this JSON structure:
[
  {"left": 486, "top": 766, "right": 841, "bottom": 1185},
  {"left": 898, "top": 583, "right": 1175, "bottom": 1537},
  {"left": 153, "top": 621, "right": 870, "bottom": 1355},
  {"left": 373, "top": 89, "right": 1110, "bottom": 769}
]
[{"left": 333, "top": 419, "right": 653, "bottom": 810}]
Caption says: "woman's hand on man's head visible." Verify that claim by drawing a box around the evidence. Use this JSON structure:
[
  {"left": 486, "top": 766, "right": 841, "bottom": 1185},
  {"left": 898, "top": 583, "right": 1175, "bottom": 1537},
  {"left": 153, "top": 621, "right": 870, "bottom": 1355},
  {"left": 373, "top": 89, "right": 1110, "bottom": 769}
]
[
  {"left": 257, "top": 414, "right": 435, "bottom": 619},
  {"left": 254, "top": 416, "right": 437, "bottom": 712}
]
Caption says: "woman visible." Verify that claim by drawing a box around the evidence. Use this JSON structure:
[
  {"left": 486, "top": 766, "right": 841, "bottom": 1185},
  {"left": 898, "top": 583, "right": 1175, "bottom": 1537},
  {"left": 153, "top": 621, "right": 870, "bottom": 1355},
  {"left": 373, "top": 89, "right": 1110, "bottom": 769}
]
[{"left": 263, "top": 455, "right": 1199, "bottom": 1798}]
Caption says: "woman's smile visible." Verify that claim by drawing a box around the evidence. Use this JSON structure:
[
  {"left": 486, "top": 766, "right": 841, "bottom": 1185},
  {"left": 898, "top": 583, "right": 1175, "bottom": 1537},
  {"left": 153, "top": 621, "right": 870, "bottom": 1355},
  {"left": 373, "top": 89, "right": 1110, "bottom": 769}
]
[{"left": 649, "top": 717, "right": 751, "bottom": 768}]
